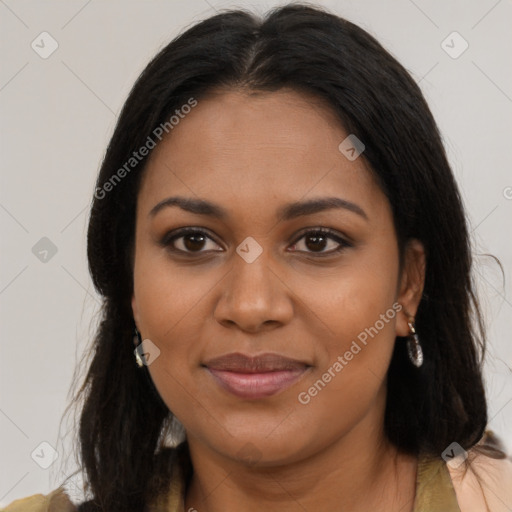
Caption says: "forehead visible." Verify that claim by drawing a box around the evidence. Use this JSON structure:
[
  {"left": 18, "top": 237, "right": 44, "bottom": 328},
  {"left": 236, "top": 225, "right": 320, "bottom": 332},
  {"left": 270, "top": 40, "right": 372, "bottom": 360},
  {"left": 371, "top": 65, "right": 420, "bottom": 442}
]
[
  {"left": 138, "top": 88, "right": 386, "bottom": 222},
  {"left": 147, "top": 88, "right": 350, "bottom": 168}
]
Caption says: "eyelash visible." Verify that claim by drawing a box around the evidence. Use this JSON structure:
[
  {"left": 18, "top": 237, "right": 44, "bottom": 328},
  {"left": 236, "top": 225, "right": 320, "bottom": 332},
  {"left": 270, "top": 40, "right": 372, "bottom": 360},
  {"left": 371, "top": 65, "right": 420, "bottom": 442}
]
[{"left": 160, "top": 227, "right": 352, "bottom": 257}]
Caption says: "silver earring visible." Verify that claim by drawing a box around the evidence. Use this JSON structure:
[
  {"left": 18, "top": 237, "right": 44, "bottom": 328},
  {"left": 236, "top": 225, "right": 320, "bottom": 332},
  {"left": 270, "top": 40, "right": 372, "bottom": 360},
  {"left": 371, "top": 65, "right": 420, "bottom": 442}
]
[
  {"left": 407, "top": 320, "right": 423, "bottom": 367},
  {"left": 133, "top": 328, "right": 144, "bottom": 368}
]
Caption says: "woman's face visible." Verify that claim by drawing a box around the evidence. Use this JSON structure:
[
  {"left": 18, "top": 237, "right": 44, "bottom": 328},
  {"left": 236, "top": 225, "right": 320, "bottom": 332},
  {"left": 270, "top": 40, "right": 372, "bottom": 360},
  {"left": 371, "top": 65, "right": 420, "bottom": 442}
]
[{"left": 132, "top": 88, "right": 424, "bottom": 466}]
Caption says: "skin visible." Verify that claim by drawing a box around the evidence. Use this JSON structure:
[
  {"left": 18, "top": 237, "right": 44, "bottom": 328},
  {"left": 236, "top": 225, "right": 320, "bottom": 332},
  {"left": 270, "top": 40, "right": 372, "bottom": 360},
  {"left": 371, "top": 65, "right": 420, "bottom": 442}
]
[{"left": 131, "top": 88, "right": 426, "bottom": 512}]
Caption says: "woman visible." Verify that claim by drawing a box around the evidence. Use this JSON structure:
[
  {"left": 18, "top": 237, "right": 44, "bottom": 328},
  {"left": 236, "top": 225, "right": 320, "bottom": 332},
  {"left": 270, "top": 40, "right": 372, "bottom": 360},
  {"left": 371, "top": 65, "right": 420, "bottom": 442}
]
[{"left": 4, "top": 3, "right": 511, "bottom": 511}]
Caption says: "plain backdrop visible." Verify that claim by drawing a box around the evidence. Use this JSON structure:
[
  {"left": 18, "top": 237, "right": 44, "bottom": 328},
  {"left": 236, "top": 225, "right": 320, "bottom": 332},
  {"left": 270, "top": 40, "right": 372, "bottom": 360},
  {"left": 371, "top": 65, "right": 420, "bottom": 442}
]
[{"left": 1, "top": 0, "right": 511, "bottom": 506}]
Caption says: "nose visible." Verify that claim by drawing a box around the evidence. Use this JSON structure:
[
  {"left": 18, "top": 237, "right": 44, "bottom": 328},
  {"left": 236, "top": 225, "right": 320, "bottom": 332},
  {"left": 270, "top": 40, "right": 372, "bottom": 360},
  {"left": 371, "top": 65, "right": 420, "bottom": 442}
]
[{"left": 213, "top": 248, "right": 294, "bottom": 333}]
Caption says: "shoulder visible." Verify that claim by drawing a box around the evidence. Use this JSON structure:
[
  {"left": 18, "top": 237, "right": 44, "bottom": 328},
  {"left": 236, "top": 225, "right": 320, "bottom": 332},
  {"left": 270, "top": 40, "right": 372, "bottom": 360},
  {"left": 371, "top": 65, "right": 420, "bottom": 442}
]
[
  {"left": 1, "top": 487, "right": 77, "bottom": 512},
  {"left": 447, "top": 441, "right": 512, "bottom": 512}
]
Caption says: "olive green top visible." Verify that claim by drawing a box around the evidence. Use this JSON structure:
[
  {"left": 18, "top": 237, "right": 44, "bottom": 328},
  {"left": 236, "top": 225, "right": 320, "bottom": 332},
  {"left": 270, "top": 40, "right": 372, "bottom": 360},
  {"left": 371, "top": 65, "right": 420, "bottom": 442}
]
[{"left": 1, "top": 448, "right": 462, "bottom": 512}]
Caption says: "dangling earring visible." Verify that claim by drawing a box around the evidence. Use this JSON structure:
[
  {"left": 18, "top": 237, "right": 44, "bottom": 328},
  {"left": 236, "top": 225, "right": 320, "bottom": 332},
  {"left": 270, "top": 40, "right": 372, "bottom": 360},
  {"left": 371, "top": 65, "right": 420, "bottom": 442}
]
[
  {"left": 407, "top": 319, "right": 423, "bottom": 367},
  {"left": 133, "top": 328, "right": 144, "bottom": 368}
]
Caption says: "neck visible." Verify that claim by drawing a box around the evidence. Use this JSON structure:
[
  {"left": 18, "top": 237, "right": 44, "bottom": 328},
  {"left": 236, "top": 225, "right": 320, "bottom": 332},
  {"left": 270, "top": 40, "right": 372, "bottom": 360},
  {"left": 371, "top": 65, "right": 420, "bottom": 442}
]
[{"left": 183, "top": 399, "right": 418, "bottom": 511}]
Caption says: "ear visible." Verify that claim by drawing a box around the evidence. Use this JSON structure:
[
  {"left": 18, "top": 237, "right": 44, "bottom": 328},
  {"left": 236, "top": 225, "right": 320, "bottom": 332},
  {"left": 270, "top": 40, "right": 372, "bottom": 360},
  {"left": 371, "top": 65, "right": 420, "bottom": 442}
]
[
  {"left": 131, "top": 294, "right": 140, "bottom": 346},
  {"left": 395, "top": 239, "right": 426, "bottom": 337}
]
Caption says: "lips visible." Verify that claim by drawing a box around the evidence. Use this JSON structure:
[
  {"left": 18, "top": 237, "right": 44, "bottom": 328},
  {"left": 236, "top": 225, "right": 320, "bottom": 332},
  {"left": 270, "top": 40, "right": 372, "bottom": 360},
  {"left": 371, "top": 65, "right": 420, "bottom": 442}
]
[{"left": 203, "top": 352, "right": 311, "bottom": 399}]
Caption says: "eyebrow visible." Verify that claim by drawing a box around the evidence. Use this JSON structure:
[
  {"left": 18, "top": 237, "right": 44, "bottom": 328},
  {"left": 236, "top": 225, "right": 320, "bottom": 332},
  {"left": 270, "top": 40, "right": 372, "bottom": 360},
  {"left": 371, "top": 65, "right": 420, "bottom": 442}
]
[{"left": 149, "top": 195, "right": 368, "bottom": 221}]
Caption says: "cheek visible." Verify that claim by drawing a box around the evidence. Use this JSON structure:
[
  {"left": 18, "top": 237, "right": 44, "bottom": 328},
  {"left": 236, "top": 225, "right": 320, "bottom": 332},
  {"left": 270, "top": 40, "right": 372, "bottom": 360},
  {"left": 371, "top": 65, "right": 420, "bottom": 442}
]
[
  {"left": 132, "top": 249, "right": 207, "bottom": 406},
  {"left": 133, "top": 240, "right": 212, "bottom": 339},
  {"left": 294, "top": 297, "right": 400, "bottom": 444},
  {"left": 296, "top": 239, "right": 401, "bottom": 405},
  {"left": 303, "top": 240, "right": 399, "bottom": 348},
  {"left": 135, "top": 278, "right": 203, "bottom": 366}
]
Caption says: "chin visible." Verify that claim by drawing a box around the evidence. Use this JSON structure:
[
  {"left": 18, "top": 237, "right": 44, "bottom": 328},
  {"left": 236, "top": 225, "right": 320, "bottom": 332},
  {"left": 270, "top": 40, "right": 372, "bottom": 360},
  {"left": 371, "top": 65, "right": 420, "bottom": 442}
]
[{"left": 209, "top": 428, "right": 312, "bottom": 467}]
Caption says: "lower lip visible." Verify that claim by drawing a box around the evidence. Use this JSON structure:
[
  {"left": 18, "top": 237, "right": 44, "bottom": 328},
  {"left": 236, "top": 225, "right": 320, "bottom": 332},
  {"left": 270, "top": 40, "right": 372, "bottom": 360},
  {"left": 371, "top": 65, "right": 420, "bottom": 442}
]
[{"left": 207, "top": 368, "right": 308, "bottom": 399}]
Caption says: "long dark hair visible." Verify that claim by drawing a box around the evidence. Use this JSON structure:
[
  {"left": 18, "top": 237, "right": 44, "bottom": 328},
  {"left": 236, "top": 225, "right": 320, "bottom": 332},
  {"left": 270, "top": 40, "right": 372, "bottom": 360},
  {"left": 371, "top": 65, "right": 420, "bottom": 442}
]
[{"left": 63, "top": 3, "right": 500, "bottom": 510}]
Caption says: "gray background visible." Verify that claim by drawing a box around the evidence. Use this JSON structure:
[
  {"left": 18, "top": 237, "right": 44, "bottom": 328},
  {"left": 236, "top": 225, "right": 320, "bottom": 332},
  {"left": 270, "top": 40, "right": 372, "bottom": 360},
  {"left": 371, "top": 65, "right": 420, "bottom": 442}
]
[{"left": 1, "top": 0, "right": 511, "bottom": 506}]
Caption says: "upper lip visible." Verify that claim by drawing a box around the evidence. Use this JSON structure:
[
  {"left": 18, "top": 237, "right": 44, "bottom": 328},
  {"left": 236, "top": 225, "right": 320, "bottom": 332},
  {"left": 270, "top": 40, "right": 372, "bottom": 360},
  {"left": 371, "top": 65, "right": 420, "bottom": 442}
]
[{"left": 203, "top": 352, "right": 309, "bottom": 373}]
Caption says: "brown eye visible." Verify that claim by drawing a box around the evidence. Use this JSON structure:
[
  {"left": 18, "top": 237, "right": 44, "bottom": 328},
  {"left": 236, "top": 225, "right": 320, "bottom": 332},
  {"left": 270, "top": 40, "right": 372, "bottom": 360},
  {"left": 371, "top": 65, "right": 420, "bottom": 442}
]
[
  {"left": 161, "top": 228, "right": 222, "bottom": 254},
  {"left": 181, "top": 232, "right": 207, "bottom": 251},
  {"left": 289, "top": 229, "right": 351, "bottom": 255}
]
